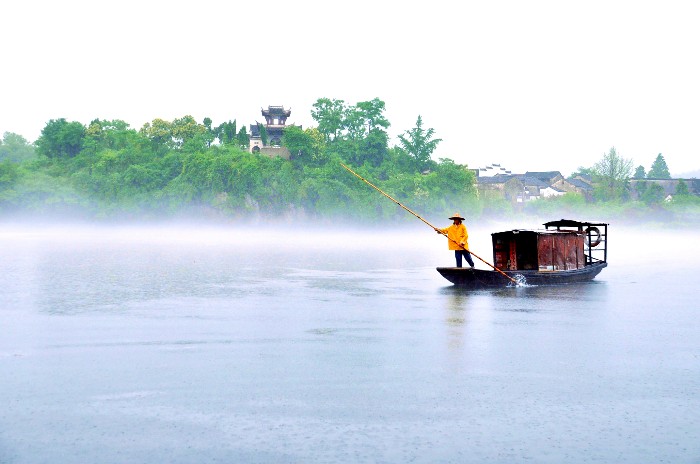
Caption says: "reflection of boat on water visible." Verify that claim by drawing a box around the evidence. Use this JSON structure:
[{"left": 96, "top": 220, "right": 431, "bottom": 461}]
[{"left": 437, "top": 219, "right": 608, "bottom": 288}]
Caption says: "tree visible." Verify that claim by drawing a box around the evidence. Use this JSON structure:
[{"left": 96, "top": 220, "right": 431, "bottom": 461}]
[
  {"left": 215, "top": 120, "right": 237, "bottom": 145},
  {"left": 258, "top": 123, "right": 268, "bottom": 146},
  {"left": 36, "top": 119, "right": 86, "bottom": 158},
  {"left": 311, "top": 98, "right": 345, "bottom": 142},
  {"left": 634, "top": 180, "right": 648, "bottom": 199},
  {"left": 236, "top": 126, "right": 250, "bottom": 149},
  {"left": 342, "top": 105, "right": 366, "bottom": 142},
  {"left": 359, "top": 129, "right": 389, "bottom": 167},
  {"left": 355, "top": 98, "right": 390, "bottom": 134},
  {"left": 84, "top": 119, "right": 137, "bottom": 154},
  {"left": 592, "top": 147, "right": 633, "bottom": 201},
  {"left": 0, "top": 160, "right": 23, "bottom": 212},
  {"left": 676, "top": 179, "right": 690, "bottom": 195},
  {"left": 0, "top": 132, "right": 35, "bottom": 162},
  {"left": 0, "top": 160, "right": 21, "bottom": 188},
  {"left": 139, "top": 116, "right": 207, "bottom": 152},
  {"left": 397, "top": 115, "right": 442, "bottom": 172},
  {"left": 202, "top": 117, "right": 215, "bottom": 148},
  {"left": 352, "top": 98, "right": 390, "bottom": 166},
  {"left": 633, "top": 165, "right": 646, "bottom": 179},
  {"left": 647, "top": 153, "right": 671, "bottom": 179},
  {"left": 282, "top": 126, "right": 314, "bottom": 162},
  {"left": 640, "top": 182, "right": 665, "bottom": 205},
  {"left": 171, "top": 115, "right": 206, "bottom": 150},
  {"left": 568, "top": 166, "right": 596, "bottom": 181},
  {"left": 140, "top": 118, "right": 174, "bottom": 152}
]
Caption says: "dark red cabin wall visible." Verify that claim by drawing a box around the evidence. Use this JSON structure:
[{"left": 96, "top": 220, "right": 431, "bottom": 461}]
[
  {"left": 493, "top": 236, "right": 507, "bottom": 269},
  {"left": 537, "top": 235, "right": 554, "bottom": 270},
  {"left": 553, "top": 236, "right": 567, "bottom": 270},
  {"left": 493, "top": 233, "right": 519, "bottom": 270},
  {"left": 564, "top": 234, "right": 579, "bottom": 270},
  {"left": 537, "top": 233, "right": 585, "bottom": 270},
  {"left": 575, "top": 234, "right": 585, "bottom": 268},
  {"left": 494, "top": 231, "right": 584, "bottom": 271}
]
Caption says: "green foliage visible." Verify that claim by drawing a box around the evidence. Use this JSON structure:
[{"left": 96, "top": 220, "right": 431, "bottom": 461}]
[
  {"left": 1, "top": 165, "right": 91, "bottom": 216},
  {"left": 676, "top": 179, "right": 689, "bottom": 195},
  {"left": 359, "top": 129, "right": 389, "bottom": 167},
  {"left": 310, "top": 97, "right": 391, "bottom": 167},
  {"left": 202, "top": 117, "right": 215, "bottom": 148},
  {"left": 236, "top": 126, "right": 250, "bottom": 149},
  {"left": 138, "top": 116, "right": 210, "bottom": 154},
  {"left": 258, "top": 123, "right": 268, "bottom": 146},
  {"left": 634, "top": 180, "right": 648, "bottom": 198},
  {"left": 1, "top": 132, "right": 36, "bottom": 162},
  {"left": 85, "top": 119, "right": 138, "bottom": 154},
  {"left": 592, "top": 147, "right": 633, "bottom": 201},
  {"left": 311, "top": 98, "right": 345, "bottom": 142},
  {"left": 633, "top": 165, "right": 646, "bottom": 179},
  {"left": 647, "top": 153, "right": 671, "bottom": 179},
  {"left": 0, "top": 161, "right": 23, "bottom": 209},
  {"left": 172, "top": 116, "right": 207, "bottom": 150},
  {"left": 283, "top": 126, "right": 317, "bottom": 163},
  {"left": 356, "top": 98, "right": 390, "bottom": 133},
  {"left": 640, "top": 182, "right": 665, "bottom": 205},
  {"left": 670, "top": 192, "right": 700, "bottom": 207},
  {"left": 397, "top": 115, "right": 443, "bottom": 173},
  {"left": 7, "top": 108, "right": 699, "bottom": 224},
  {"left": 139, "top": 118, "right": 175, "bottom": 153},
  {"left": 568, "top": 166, "right": 596, "bottom": 180},
  {"left": 478, "top": 190, "right": 513, "bottom": 217},
  {"left": 36, "top": 119, "right": 86, "bottom": 158},
  {"left": 215, "top": 120, "right": 237, "bottom": 145}
]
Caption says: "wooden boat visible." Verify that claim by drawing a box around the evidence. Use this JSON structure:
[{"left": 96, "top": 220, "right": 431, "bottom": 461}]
[{"left": 437, "top": 219, "right": 608, "bottom": 288}]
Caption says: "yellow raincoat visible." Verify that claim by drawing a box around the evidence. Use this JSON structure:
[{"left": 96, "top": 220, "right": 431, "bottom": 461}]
[{"left": 440, "top": 223, "right": 469, "bottom": 250}]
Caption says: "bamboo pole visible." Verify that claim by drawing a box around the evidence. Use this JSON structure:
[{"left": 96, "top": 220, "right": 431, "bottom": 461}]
[{"left": 340, "top": 163, "right": 517, "bottom": 285}]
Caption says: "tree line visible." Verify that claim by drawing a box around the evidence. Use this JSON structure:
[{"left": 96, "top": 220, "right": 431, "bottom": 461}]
[
  {"left": 0, "top": 98, "right": 476, "bottom": 222},
  {"left": 1, "top": 98, "right": 699, "bottom": 224}
]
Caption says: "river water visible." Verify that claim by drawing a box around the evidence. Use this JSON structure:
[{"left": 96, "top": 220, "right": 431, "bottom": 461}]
[{"left": 1, "top": 222, "right": 698, "bottom": 463}]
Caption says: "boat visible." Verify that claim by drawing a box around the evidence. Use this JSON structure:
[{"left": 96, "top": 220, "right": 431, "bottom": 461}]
[{"left": 437, "top": 219, "right": 608, "bottom": 288}]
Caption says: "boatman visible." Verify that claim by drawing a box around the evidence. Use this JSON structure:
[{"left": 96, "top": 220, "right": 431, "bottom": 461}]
[{"left": 436, "top": 212, "right": 475, "bottom": 268}]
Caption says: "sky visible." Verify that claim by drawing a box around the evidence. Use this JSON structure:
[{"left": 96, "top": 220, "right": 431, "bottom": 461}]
[{"left": 2, "top": 0, "right": 699, "bottom": 177}]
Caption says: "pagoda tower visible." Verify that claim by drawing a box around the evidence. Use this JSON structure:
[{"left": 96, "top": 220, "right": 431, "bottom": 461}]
[{"left": 249, "top": 105, "right": 292, "bottom": 154}]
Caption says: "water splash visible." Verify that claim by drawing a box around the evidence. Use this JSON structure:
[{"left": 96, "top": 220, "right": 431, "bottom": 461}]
[{"left": 508, "top": 274, "right": 534, "bottom": 287}]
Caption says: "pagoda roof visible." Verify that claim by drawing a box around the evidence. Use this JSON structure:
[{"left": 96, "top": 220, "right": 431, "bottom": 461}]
[{"left": 262, "top": 106, "right": 291, "bottom": 117}]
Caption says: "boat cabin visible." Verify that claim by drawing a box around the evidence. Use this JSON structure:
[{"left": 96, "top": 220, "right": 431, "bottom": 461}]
[{"left": 492, "top": 220, "right": 608, "bottom": 272}]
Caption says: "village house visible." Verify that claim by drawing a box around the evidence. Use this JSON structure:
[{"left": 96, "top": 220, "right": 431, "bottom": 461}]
[
  {"left": 525, "top": 171, "right": 591, "bottom": 196},
  {"left": 628, "top": 178, "right": 700, "bottom": 201},
  {"left": 474, "top": 165, "right": 595, "bottom": 204},
  {"left": 567, "top": 176, "right": 596, "bottom": 199},
  {"left": 476, "top": 174, "right": 554, "bottom": 203},
  {"left": 476, "top": 164, "right": 700, "bottom": 204}
]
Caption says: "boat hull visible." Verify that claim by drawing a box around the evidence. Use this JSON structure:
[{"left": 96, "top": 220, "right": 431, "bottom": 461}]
[{"left": 436, "top": 262, "right": 608, "bottom": 288}]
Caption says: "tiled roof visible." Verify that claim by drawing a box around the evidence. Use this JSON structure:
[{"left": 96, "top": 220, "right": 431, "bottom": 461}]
[
  {"left": 525, "top": 171, "right": 562, "bottom": 181},
  {"left": 568, "top": 178, "right": 593, "bottom": 189}
]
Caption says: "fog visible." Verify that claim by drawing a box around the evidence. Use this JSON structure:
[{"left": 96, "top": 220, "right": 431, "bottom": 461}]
[{"left": 0, "top": 216, "right": 696, "bottom": 255}]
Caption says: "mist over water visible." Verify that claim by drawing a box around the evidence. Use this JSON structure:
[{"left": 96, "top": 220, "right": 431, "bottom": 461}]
[{"left": 1, "top": 221, "right": 699, "bottom": 463}]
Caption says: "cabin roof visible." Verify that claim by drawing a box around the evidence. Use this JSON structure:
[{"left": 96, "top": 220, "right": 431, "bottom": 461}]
[{"left": 543, "top": 219, "right": 608, "bottom": 228}]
